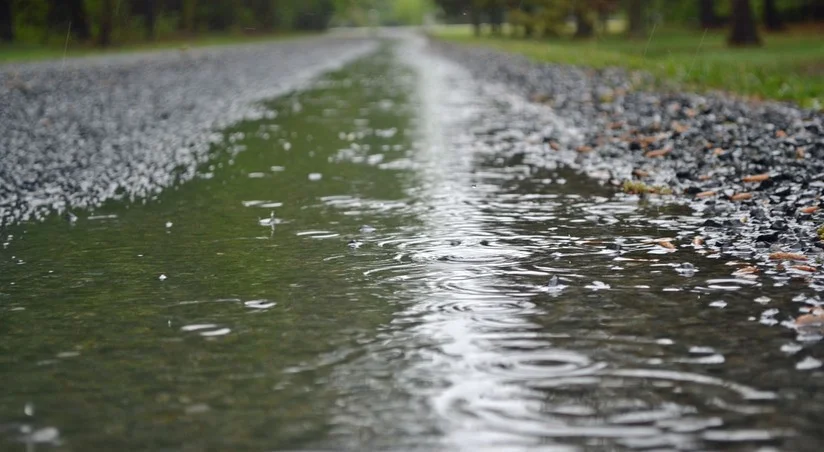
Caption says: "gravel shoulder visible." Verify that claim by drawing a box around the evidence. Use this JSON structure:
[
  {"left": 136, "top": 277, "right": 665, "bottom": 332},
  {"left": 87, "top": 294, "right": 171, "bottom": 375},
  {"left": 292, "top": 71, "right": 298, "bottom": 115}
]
[
  {"left": 433, "top": 39, "right": 824, "bottom": 286},
  {"left": 0, "top": 35, "right": 376, "bottom": 227}
]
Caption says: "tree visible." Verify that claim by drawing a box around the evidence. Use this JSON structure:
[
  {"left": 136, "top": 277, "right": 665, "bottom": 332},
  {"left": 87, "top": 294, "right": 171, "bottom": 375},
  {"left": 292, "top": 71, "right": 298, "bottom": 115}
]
[
  {"left": 699, "top": 0, "right": 723, "bottom": 28},
  {"left": 728, "top": 0, "right": 760, "bottom": 46},
  {"left": 573, "top": 4, "right": 594, "bottom": 38},
  {"left": 146, "top": 0, "right": 157, "bottom": 39},
  {"left": 99, "top": 0, "right": 114, "bottom": 47},
  {"left": 763, "top": 0, "right": 783, "bottom": 31},
  {"left": 0, "top": 0, "right": 12, "bottom": 42},
  {"left": 67, "top": 0, "right": 91, "bottom": 39},
  {"left": 626, "top": 0, "right": 644, "bottom": 38}
]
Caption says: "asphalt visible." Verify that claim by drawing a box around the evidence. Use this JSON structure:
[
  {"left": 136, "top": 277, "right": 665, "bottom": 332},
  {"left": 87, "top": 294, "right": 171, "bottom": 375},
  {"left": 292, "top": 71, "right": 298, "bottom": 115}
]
[{"left": 0, "top": 35, "right": 376, "bottom": 226}]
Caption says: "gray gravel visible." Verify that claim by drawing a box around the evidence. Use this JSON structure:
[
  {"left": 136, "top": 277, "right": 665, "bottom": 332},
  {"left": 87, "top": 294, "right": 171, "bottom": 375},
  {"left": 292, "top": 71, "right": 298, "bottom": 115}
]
[
  {"left": 0, "top": 36, "right": 376, "bottom": 226},
  {"left": 432, "top": 39, "right": 824, "bottom": 279}
]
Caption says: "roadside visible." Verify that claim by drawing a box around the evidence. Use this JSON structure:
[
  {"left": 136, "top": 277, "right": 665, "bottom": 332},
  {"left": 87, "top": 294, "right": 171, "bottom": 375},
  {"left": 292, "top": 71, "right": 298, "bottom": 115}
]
[
  {"left": 431, "top": 37, "right": 824, "bottom": 290},
  {"left": 0, "top": 31, "right": 313, "bottom": 65},
  {"left": 0, "top": 36, "right": 376, "bottom": 226},
  {"left": 433, "top": 25, "right": 823, "bottom": 109}
]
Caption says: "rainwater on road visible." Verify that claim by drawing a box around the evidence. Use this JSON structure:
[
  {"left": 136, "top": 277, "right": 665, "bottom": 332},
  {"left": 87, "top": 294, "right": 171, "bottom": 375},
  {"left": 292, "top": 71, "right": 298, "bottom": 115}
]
[{"left": 2, "top": 37, "right": 823, "bottom": 451}]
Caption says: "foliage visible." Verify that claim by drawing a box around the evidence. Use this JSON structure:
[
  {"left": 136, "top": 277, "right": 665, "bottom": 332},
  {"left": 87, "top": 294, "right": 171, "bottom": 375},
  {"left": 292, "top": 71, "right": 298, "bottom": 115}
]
[{"left": 435, "top": 24, "right": 823, "bottom": 108}]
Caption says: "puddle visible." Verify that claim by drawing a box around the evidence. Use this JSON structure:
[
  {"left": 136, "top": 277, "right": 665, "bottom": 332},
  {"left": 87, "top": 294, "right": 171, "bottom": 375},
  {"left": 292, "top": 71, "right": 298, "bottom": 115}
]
[{"left": 1, "top": 38, "right": 822, "bottom": 451}]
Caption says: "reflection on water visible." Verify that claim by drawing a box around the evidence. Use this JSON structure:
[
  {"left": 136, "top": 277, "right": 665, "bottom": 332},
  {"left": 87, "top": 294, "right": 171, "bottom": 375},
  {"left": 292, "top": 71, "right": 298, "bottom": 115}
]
[{"left": 2, "top": 38, "right": 824, "bottom": 451}]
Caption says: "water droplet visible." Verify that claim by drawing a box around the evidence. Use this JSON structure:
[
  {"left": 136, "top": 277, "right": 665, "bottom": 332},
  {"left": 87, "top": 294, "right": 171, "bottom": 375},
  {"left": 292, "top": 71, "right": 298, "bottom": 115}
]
[
  {"left": 244, "top": 300, "right": 277, "bottom": 309},
  {"left": 165, "top": 221, "right": 173, "bottom": 228},
  {"left": 796, "top": 356, "right": 822, "bottom": 370},
  {"left": 24, "top": 402, "right": 34, "bottom": 416},
  {"left": 308, "top": 173, "right": 322, "bottom": 181},
  {"left": 158, "top": 274, "right": 167, "bottom": 281}
]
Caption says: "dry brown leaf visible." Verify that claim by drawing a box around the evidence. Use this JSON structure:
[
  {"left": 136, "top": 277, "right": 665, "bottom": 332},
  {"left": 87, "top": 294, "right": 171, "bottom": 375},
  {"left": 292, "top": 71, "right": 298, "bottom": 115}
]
[
  {"left": 742, "top": 174, "right": 769, "bottom": 183},
  {"left": 671, "top": 121, "right": 689, "bottom": 134},
  {"left": 795, "top": 308, "right": 824, "bottom": 326},
  {"left": 695, "top": 191, "right": 716, "bottom": 198},
  {"left": 733, "top": 266, "right": 759, "bottom": 275},
  {"left": 633, "top": 169, "right": 649, "bottom": 178},
  {"left": 658, "top": 240, "right": 676, "bottom": 250},
  {"left": 712, "top": 147, "right": 725, "bottom": 156},
  {"left": 800, "top": 206, "right": 819, "bottom": 214},
  {"left": 769, "top": 252, "right": 808, "bottom": 261},
  {"left": 796, "top": 147, "right": 806, "bottom": 159},
  {"left": 645, "top": 148, "right": 671, "bottom": 158},
  {"left": 576, "top": 145, "right": 593, "bottom": 153},
  {"left": 698, "top": 174, "right": 712, "bottom": 181},
  {"left": 731, "top": 193, "right": 753, "bottom": 201},
  {"left": 549, "top": 141, "right": 560, "bottom": 151},
  {"left": 793, "top": 265, "right": 818, "bottom": 272},
  {"left": 776, "top": 130, "right": 787, "bottom": 138}
]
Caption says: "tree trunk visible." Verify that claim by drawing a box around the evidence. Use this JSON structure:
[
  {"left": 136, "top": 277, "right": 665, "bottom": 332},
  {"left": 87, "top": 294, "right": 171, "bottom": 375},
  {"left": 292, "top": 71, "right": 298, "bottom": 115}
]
[
  {"left": 763, "top": 0, "right": 783, "bottom": 30},
  {"left": 67, "top": 0, "right": 90, "bottom": 40},
  {"left": 728, "top": 0, "right": 760, "bottom": 46},
  {"left": 699, "top": 0, "right": 722, "bottom": 28},
  {"left": 99, "top": 0, "right": 114, "bottom": 47},
  {"left": 0, "top": 0, "right": 13, "bottom": 42},
  {"left": 574, "top": 7, "right": 594, "bottom": 38},
  {"left": 146, "top": 0, "right": 157, "bottom": 40},
  {"left": 470, "top": 7, "right": 480, "bottom": 36},
  {"left": 179, "top": 0, "right": 196, "bottom": 33},
  {"left": 627, "top": 0, "right": 644, "bottom": 38},
  {"left": 487, "top": 6, "right": 503, "bottom": 36}
]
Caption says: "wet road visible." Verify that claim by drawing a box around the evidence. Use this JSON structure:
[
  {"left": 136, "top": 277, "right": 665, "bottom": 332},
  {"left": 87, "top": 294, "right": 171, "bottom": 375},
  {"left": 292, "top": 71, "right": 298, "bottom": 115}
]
[{"left": 2, "top": 35, "right": 824, "bottom": 451}]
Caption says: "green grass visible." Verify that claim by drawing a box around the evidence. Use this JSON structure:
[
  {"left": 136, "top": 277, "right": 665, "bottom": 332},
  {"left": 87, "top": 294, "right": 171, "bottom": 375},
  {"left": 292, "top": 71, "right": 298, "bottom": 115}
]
[
  {"left": 433, "top": 24, "right": 824, "bottom": 109},
  {"left": 0, "top": 32, "right": 312, "bottom": 64}
]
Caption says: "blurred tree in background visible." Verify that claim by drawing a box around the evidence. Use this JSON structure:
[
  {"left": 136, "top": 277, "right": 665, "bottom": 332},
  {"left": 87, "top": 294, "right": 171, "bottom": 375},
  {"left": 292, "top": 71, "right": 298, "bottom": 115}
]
[
  {"left": 432, "top": 0, "right": 823, "bottom": 47},
  {"left": 4, "top": 0, "right": 340, "bottom": 47}
]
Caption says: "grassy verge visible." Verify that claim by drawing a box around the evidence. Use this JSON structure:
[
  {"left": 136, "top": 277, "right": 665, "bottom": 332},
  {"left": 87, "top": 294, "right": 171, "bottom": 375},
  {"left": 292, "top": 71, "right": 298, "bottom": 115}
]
[
  {"left": 433, "top": 24, "right": 823, "bottom": 109},
  {"left": 0, "top": 32, "right": 313, "bottom": 64}
]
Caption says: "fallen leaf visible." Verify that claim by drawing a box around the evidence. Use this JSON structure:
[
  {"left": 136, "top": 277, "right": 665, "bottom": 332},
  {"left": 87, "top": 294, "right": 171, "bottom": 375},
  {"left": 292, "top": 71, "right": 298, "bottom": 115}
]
[
  {"left": 576, "top": 145, "right": 593, "bottom": 153},
  {"left": 633, "top": 169, "right": 649, "bottom": 178},
  {"left": 549, "top": 141, "right": 560, "bottom": 151},
  {"left": 712, "top": 147, "right": 725, "bottom": 156},
  {"left": 796, "top": 147, "right": 806, "bottom": 159},
  {"left": 658, "top": 240, "right": 676, "bottom": 250},
  {"left": 742, "top": 174, "right": 769, "bottom": 183},
  {"left": 645, "top": 148, "right": 671, "bottom": 158},
  {"left": 795, "top": 308, "right": 824, "bottom": 326},
  {"left": 776, "top": 130, "right": 787, "bottom": 138},
  {"left": 793, "top": 265, "right": 818, "bottom": 272},
  {"left": 769, "top": 252, "right": 807, "bottom": 261},
  {"left": 733, "top": 266, "right": 759, "bottom": 275},
  {"left": 800, "top": 206, "right": 819, "bottom": 214},
  {"left": 671, "top": 121, "right": 689, "bottom": 134},
  {"left": 698, "top": 174, "right": 712, "bottom": 181},
  {"left": 731, "top": 193, "right": 752, "bottom": 201},
  {"left": 696, "top": 190, "right": 716, "bottom": 198}
]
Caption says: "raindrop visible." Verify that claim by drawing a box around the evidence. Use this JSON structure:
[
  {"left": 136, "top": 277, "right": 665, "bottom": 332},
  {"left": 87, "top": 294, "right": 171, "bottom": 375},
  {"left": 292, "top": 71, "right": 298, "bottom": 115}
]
[
  {"left": 676, "top": 262, "right": 696, "bottom": 277},
  {"left": 165, "top": 221, "right": 173, "bottom": 228},
  {"left": 308, "top": 173, "right": 322, "bottom": 181},
  {"left": 244, "top": 300, "right": 277, "bottom": 309},
  {"left": 796, "top": 356, "right": 822, "bottom": 370},
  {"left": 585, "top": 281, "right": 611, "bottom": 291},
  {"left": 158, "top": 274, "right": 167, "bottom": 281}
]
